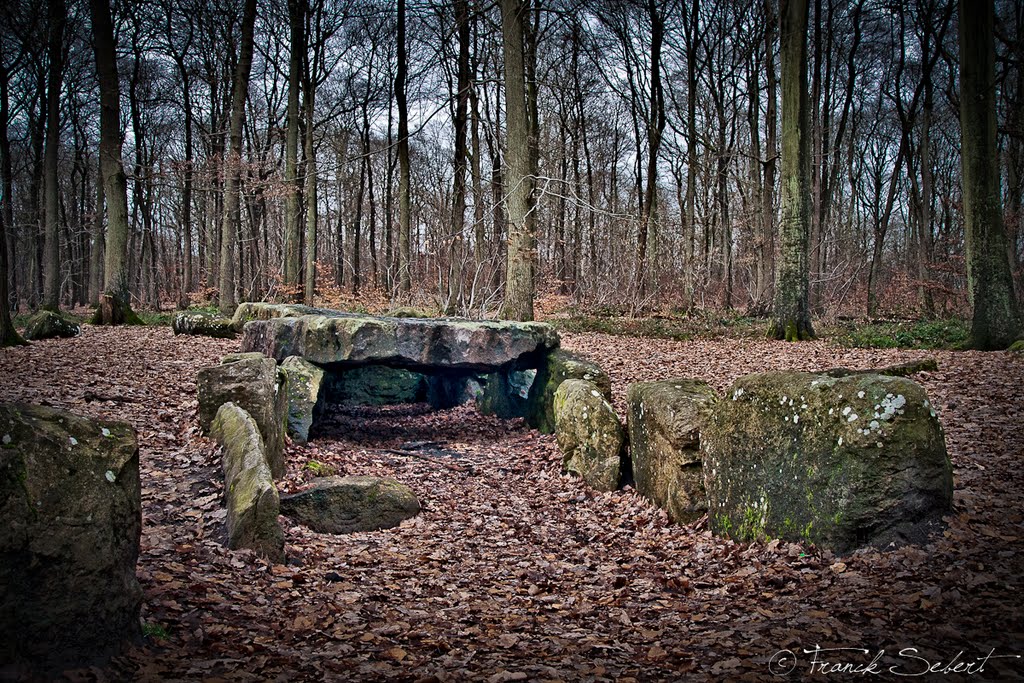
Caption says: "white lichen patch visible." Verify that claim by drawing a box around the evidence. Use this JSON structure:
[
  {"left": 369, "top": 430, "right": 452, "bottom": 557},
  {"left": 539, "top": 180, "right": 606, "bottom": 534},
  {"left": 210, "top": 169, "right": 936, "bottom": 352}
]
[
  {"left": 793, "top": 415, "right": 800, "bottom": 424},
  {"left": 847, "top": 413, "right": 858, "bottom": 422},
  {"left": 101, "top": 427, "right": 111, "bottom": 437},
  {"left": 857, "top": 391, "right": 866, "bottom": 399},
  {"left": 590, "top": 390, "right": 601, "bottom": 398},
  {"left": 869, "top": 420, "right": 880, "bottom": 430},
  {"left": 69, "top": 437, "right": 78, "bottom": 446},
  {"left": 105, "top": 470, "right": 116, "bottom": 483},
  {"left": 842, "top": 406, "right": 852, "bottom": 416},
  {"left": 838, "top": 437, "right": 844, "bottom": 446},
  {"left": 1, "top": 434, "right": 9, "bottom": 445},
  {"left": 732, "top": 388, "right": 745, "bottom": 401}
]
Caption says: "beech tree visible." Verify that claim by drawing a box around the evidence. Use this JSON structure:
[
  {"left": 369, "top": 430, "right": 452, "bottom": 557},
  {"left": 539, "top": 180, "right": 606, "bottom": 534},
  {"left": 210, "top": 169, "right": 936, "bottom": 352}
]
[
  {"left": 769, "top": 0, "right": 815, "bottom": 341},
  {"left": 958, "top": 0, "right": 1021, "bottom": 349}
]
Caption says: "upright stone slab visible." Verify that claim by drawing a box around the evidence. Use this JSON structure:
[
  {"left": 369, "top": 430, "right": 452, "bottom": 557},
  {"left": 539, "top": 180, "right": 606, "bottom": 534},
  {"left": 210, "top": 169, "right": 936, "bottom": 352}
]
[
  {"left": 527, "top": 350, "right": 612, "bottom": 434},
  {"left": 702, "top": 372, "right": 953, "bottom": 553},
  {"left": 280, "top": 356, "right": 325, "bottom": 443},
  {"left": 197, "top": 352, "right": 288, "bottom": 478},
  {"left": 0, "top": 403, "right": 141, "bottom": 674},
  {"left": 627, "top": 379, "right": 718, "bottom": 523},
  {"left": 553, "top": 379, "right": 626, "bottom": 492},
  {"left": 211, "top": 403, "right": 285, "bottom": 563}
]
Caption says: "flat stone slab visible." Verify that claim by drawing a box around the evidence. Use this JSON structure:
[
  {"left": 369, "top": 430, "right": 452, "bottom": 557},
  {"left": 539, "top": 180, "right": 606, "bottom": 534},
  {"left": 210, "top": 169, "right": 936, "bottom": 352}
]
[{"left": 236, "top": 303, "right": 559, "bottom": 372}]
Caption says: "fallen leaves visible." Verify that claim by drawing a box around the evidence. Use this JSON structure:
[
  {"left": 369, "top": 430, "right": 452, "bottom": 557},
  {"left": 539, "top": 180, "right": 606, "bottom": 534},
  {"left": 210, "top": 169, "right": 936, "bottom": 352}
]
[{"left": 1, "top": 326, "right": 1023, "bottom": 680}]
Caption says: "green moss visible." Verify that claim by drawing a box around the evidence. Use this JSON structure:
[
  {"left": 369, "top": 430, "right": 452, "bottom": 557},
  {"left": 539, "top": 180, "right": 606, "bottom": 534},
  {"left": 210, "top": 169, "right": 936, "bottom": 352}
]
[
  {"left": 303, "top": 460, "right": 335, "bottom": 477},
  {"left": 826, "top": 318, "right": 969, "bottom": 350}
]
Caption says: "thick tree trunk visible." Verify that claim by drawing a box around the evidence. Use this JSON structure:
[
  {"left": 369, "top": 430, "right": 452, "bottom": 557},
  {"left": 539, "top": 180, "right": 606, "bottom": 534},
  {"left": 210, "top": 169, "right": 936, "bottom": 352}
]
[
  {"left": 217, "top": 0, "right": 257, "bottom": 316},
  {"left": 498, "top": 0, "right": 536, "bottom": 321},
  {"left": 769, "top": 0, "right": 815, "bottom": 341},
  {"left": 42, "top": 0, "right": 65, "bottom": 312},
  {"left": 89, "top": 0, "right": 138, "bottom": 324},
  {"left": 959, "top": 0, "right": 1022, "bottom": 349}
]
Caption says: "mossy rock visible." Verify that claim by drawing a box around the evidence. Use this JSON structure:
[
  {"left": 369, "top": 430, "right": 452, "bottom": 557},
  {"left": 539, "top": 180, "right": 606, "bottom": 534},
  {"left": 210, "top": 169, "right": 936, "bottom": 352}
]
[
  {"left": 385, "top": 306, "right": 434, "bottom": 318},
  {"left": 526, "top": 350, "right": 612, "bottom": 434},
  {"left": 210, "top": 403, "right": 284, "bottom": 563},
  {"left": 1009, "top": 340, "right": 1024, "bottom": 353},
  {"left": 172, "top": 311, "right": 236, "bottom": 339},
  {"left": 280, "top": 357, "right": 325, "bottom": 443},
  {"left": 280, "top": 475, "right": 420, "bottom": 534},
  {"left": 702, "top": 371, "right": 952, "bottom": 553},
  {"left": 553, "top": 380, "right": 626, "bottom": 492},
  {"left": 627, "top": 378, "right": 719, "bottom": 523},
  {"left": 23, "top": 311, "right": 80, "bottom": 341}
]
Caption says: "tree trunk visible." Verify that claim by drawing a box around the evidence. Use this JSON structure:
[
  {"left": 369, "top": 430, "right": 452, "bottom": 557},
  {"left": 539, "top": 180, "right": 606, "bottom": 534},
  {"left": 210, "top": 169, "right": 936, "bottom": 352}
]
[
  {"left": 283, "top": 0, "right": 304, "bottom": 295},
  {"left": 42, "top": 0, "right": 65, "bottom": 312},
  {"left": 769, "top": 0, "right": 815, "bottom": 341},
  {"left": 498, "top": 0, "right": 536, "bottom": 321},
  {"left": 396, "top": 0, "right": 412, "bottom": 296},
  {"left": 450, "top": 0, "right": 471, "bottom": 311},
  {"left": 89, "top": 0, "right": 138, "bottom": 324},
  {"left": 217, "top": 0, "right": 257, "bottom": 316},
  {"left": 959, "top": 0, "right": 1022, "bottom": 348}
]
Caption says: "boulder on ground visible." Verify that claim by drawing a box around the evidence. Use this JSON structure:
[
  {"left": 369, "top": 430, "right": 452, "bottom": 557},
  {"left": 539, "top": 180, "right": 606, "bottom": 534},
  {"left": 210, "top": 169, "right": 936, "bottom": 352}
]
[
  {"left": 197, "top": 353, "right": 287, "bottom": 478},
  {"left": 702, "top": 371, "right": 953, "bottom": 553},
  {"left": 172, "top": 311, "right": 236, "bottom": 339},
  {"left": 280, "top": 475, "right": 420, "bottom": 534},
  {"left": 327, "top": 365, "right": 428, "bottom": 406},
  {"left": 23, "top": 310, "right": 80, "bottom": 341},
  {"left": 210, "top": 403, "right": 285, "bottom": 562},
  {"left": 553, "top": 379, "right": 626, "bottom": 492},
  {"left": 0, "top": 403, "right": 141, "bottom": 674},
  {"left": 528, "top": 350, "right": 612, "bottom": 434},
  {"left": 280, "top": 356, "right": 325, "bottom": 443},
  {"left": 627, "top": 378, "right": 719, "bottom": 524}
]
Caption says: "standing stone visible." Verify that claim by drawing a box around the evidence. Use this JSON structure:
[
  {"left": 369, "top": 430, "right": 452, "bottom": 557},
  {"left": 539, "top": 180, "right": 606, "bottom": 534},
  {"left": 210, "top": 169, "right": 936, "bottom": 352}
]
[
  {"left": 211, "top": 402, "right": 285, "bottom": 562},
  {"left": 280, "top": 475, "right": 420, "bottom": 534},
  {"left": 197, "top": 353, "right": 287, "bottom": 478},
  {"left": 553, "top": 379, "right": 626, "bottom": 492},
  {"left": 627, "top": 379, "right": 719, "bottom": 523},
  {"left": 280, "top": 356, "right": 325, "bottom": 443},
  {"left": 702, "top": 371, "right": 952, "bottom": 553},
  {"left": 0, "top": 403, "right": 141, "bottom": 674},
  {"left": 528, "top": 350, "right": 612, "bottom": 433}
]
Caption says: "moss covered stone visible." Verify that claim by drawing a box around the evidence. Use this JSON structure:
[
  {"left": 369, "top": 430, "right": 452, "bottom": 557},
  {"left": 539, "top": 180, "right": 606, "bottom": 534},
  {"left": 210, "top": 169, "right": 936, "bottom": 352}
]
[
  {"left": 702, "top": 371, "right": 952, "bottom": 553},
  {"left": 197, "top": 353, "right": 288, "bottom": 478},
  {"left": 210, "top": 403, "right": 284, "bottom": 562},
  {"left": 553, "top": 379, "right": 626, "bottom": 492},
  {"left": 0, "top": 403, "right": 141, "bottom": 673},
  {"left": 1009, "top": 340, "right": 1024, "bottom": 353},
  {"left": 280, "top": 475, "right": 420, "bottom": 534},
  {"left": 172, "top": 311, "right": 236, "bottom": 339},
  {"left": 627, "top": 378, "right": 719, "bottom": 523},
  {"left": 23, "top": 310, "right": 80, "bottom": 341},
  {"left": 280, "top": 356, "right": 325, "bottom": 443},
  {"left": 526, "top": 350, "right": 612, "bottom": 434}
]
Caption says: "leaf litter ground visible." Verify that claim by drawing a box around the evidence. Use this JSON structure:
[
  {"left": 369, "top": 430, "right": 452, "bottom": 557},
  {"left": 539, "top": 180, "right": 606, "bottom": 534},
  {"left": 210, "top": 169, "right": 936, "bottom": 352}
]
[{"left": 1, "top": 327, "right": 1022, "bottom": 681}]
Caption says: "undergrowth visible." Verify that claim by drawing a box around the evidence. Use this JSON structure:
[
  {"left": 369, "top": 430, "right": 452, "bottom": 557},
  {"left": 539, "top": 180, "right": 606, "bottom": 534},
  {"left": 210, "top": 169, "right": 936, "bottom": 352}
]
[{"left": 824, "top": 318, "right": 969, "bottom": 350}]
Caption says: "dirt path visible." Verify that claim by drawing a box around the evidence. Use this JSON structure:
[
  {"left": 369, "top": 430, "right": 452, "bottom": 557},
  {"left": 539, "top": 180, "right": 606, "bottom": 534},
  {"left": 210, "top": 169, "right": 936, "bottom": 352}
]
[{"left": 1, "top": 326, "right": 1022, "bottom": 681}]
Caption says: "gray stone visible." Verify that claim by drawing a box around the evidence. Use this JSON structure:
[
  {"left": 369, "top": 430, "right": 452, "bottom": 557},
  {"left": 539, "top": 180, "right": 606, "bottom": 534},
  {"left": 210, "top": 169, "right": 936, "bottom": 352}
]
[
  {"left": 197, "top": 353, "right": 287, "bottom": 478},
  {"left": 627, "top": 378, "right": 719, "bottom": 524},
  {"left": 280, "top": 475, "right": 420, "bottom": 534},
  {"left": 280, "top": 356, "right": 325, "bottom": 443},
  {"left": 23, "top": 310, "right": 80, "bottom": 341},
  {"left": 527, "top": 350, "right": 612, "bottom": 433},
  {"left": 237, "top": 303, "right": 559, "bottom": 371},
  {"left": 0, "top": 403, "right": 141, "bottom": 674},
  {"left": 553, "top": 380, "right": 626, "bottom": 492},
  {"left": 210, "top": 403, "right": 285, "bottom": 562},
  {"left": 702, "top": 371, "right": 953, "bottom": 553},
  {"left": 172, "top": 311, "right": 236, "bottom": 339}
]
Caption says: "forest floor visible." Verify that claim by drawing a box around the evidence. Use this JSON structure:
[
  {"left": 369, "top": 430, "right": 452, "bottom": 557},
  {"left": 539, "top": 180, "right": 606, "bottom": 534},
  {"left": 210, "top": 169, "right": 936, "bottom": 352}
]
[{"left": 1, "top": 324, "right": 1022, "bottom": 682}]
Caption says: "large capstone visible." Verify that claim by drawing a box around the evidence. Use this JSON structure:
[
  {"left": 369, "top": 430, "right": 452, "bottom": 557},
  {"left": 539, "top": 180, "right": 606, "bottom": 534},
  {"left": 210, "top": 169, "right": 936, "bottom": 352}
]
[
  {"left": 237, "top": 303, "right": 559, "bottom": 371},
  {"left": 528, "top": 350, "right": 612, "bottom": 434},
  {"left": 553, "top": 379, "right": 626, "bottom": 492},
  {"left": 702, "top": 372, "right": 953, "bottom": 553},
  {"left": 627, "top": 378, "right": 719, "bottom": 524},
  {"left": 280, "top": 475, "right": 420, "bottom": 534},
  {"left": 211, "top": 402, "right": 285, "bottom": 562},
  {"left": 22, "top": 310, "right": 80, "bottom": 341},
  {"left": 0, "top": 403, "right": 141, "bottom": 674},
  {"left": 197, "top": 352, "right": 288, "bottom": 478},
  {"left": 172, "top": 311, "right": 236, "bottom": 339},
  {"left": 280, "top": 356, "right": 325, "bottom": 443}
]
